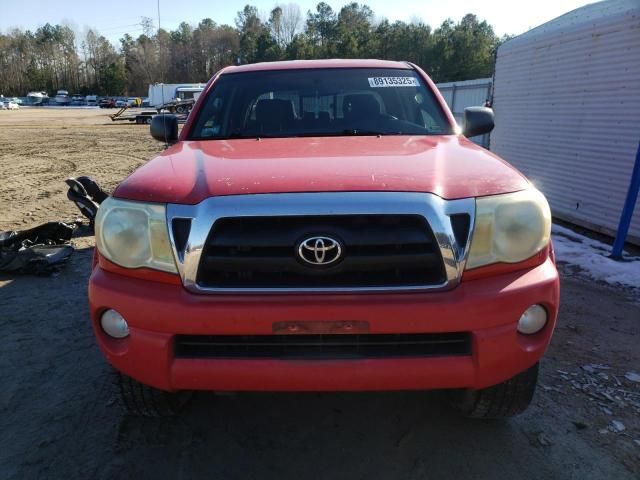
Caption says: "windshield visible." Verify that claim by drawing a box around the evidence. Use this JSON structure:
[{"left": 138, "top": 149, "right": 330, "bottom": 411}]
[{"left": 188, "top": 68, "right": 453, "bottom": 140}]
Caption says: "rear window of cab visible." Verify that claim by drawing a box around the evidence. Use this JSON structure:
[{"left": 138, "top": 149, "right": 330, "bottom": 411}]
[{"left": 188, "top": 68, "right": 454, "bottom": 140}]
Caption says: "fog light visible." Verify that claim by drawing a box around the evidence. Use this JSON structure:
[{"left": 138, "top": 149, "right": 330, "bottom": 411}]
[
  {"left": 101, "top": 309, "right": 129, "bottom": 338},
  {"left": 517, "top": 304, "right": 548, "bottom": 335}
]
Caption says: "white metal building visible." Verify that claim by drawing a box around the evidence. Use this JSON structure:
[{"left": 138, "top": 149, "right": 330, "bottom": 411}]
[
  {"left": 491, "top": 0, "right": 640, "bottom": 244},
  {"left": 436, "top": 78, "right": 492, "bottom": 147}
]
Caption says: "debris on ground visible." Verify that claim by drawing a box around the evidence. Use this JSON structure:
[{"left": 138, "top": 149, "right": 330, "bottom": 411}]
[
  {"left": 572, "top": 421, "right": 588, "bottom": 430},
  {"left": 0, "top": 222, "right": 75, "bottom": 275},
  {"left": 610, "top": 420, "right": 626, "bottom": 433},
  {"left": 537, "top": 433, "right": 553, "bottom": 446},
  {"left": 65, "top": 176, "right": 109, "bottom": 227},
  {"left": 582, "top": 363, "right": 610, "bottom": 374},
  {"left": 549, "top": 363, "right": 640, "bottom": 440},
  {"left": 624, "top": 372, "right": 640, "bottom": 383}
]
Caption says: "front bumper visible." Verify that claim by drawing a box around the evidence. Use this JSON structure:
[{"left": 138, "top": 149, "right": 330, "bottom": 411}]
[{"left": 88, "top": 257, "right": 560, "bottom": 392}]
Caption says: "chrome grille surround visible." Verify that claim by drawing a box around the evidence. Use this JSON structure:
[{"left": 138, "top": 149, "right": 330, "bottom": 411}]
[{"left": 166, "top": 192, "right": 475, "bottom": 294}]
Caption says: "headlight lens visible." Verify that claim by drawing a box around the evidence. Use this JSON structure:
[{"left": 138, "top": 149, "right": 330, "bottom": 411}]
[
  {"left": 95, "top": 197, "right": 177, "bottom": 273},
  {"left": 466, "top": 188, "right": 551, "bottom": 269}
]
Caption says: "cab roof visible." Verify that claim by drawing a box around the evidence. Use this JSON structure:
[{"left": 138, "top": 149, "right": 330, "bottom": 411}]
[{"left": 221, "top": 59, "right": 413, "bottom": 74}]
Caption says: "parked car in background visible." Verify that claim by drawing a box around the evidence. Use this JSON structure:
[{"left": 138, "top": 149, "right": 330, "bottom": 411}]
[
  {"left": 86, "top": 95, "right": 98, "bottom": 106},
  {"left": 91, "top": 59, "right": 558, "bottom": 419},
  {"left": 3, "top": 100, "right": 20, "bottom": 110},
  {"left": 115, "top": 99, "right": 126, "bottom": 108},
  {"left": 99, "top": 98, "right": 116, "bottom": 109},
  {"left": 27, "top": 91, "right": 48, "bottom": 105},
  {"left": 54, "top": 90, "right": 71, "bottom": 105},
  {"left": 71, "top": 94, "right": 85, "bottom": 106}
]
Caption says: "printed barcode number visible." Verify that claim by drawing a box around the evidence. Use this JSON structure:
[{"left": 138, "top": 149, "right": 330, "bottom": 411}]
[{"left": 368, "top": 77, "right": 419, "bottom": 87}]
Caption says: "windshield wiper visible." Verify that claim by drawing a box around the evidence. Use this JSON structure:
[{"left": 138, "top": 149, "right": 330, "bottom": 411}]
[
  {"left": 209, "top": 130, "right": 405, "bottom": 140},
  {"left": 343, "top": 129, "right": 386, "bottom": 136},
  {"left": 215, "top": 132, "right": 281, "bottom": 140}
]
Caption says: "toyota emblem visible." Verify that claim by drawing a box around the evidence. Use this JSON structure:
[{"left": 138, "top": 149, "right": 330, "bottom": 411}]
[{"left": 297, "top": 236, "right": 343, "bottom": 266}]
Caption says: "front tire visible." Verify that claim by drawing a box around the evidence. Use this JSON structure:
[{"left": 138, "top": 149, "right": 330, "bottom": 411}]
[
  {"left": 116, "top": 372, "right": 192, "bottom": 417},
  {"left": 452, "top": 363, "right": 539, "bottom": 419}
]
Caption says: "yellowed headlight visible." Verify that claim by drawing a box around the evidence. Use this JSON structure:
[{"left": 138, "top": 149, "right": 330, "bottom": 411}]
[
  {"left": 466, "top": 188, "right": 551, "bottom": 269},
  {"left": 95, "top": 197, "right": 177, "bottom": 273}
]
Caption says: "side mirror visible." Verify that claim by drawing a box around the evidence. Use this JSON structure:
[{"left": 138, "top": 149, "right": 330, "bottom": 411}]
[
  {"left": 150, "top": 114, "right": 178, "bottom": 143},
  {"left": 462, "top": 106, "right": 494, "bottom": 138}
]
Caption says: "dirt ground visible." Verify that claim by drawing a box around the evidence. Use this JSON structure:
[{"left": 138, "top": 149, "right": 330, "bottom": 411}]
[{"left": 0, "top": 108, "right": 638, "bottom": 479}]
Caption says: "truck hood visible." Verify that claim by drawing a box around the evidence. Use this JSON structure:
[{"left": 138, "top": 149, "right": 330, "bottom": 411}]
[{"left": 114, "top": 135, "right": 529, "bottom": 204}]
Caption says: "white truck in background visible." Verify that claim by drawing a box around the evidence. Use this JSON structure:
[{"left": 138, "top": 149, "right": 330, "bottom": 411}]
[{"left": 147, "top": 83, "right": 206, "bottom": 113}]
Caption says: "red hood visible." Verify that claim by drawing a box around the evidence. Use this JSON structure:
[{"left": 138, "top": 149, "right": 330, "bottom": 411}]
[{"left": 114, "top": 135, "right": 529, "bottom": 204}]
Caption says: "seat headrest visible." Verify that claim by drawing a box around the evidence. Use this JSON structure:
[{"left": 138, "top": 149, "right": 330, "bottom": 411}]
[
  {"left": 255, "top": 99, "right": 295, "bottom": 130},
  {"left": 343, "top": 94, "right": 380, "bottom": 119},
  {"left": 317, "top": 111, "right": 331, "bottom": 122}
]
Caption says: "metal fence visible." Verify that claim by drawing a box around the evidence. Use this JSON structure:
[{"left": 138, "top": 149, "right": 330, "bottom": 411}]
[{"left": 435, "top": 78, "right": 492, "bottom": 148}]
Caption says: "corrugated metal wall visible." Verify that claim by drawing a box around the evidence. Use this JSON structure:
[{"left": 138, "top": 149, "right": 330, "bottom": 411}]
[
  {"left": 491, "top": 0, "right": 640, "bottom": 244},
  {"left": 436, "top": 78, "right": 492, "bottom": 147}
]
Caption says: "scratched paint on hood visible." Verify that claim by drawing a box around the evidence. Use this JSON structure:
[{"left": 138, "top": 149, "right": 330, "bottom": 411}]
[{"left": 114, "top": 135, "right": 529, "bottom": 204}]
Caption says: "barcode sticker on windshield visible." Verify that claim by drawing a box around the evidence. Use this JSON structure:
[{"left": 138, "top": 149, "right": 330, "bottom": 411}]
[{"left": 368, "top": 77, "right": 419, "bottom": 87}]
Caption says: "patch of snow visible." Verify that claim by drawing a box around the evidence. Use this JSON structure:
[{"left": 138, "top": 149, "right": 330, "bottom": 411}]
[{"left": 551, "top": 224, "right": 640, "bottom": 290}]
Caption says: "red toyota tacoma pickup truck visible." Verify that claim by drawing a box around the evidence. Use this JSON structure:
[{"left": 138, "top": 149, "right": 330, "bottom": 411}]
[{"left": 89, "top": 59, "right": 559, "bottom": 417}]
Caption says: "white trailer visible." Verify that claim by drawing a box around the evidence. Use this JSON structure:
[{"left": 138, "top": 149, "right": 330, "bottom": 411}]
[
  {"left": 491, "top": 0, "right": 640, "bottom": 245},
  {"left": 147, "top": 83, "right": 206, "bottom": 112}
]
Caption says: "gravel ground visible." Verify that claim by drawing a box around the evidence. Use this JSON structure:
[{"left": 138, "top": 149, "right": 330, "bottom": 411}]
[{"left": 0, "top": 108, "right": 638, "bottom": 479}]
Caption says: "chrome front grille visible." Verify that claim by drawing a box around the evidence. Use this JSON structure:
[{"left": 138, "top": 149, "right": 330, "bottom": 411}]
[
  {"left": 196, "top": 215, "right": 447, "bottom": 289},
  {"left": 166, "top": 192, "right": 475, "bottom": 293}
]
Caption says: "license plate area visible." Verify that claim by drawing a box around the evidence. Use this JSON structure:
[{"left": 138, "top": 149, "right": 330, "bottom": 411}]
[{"left": 272, "top": 320, "right": 370, "bottom": 335}]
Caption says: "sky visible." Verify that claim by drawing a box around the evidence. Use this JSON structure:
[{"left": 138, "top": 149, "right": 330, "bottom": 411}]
[{"left": 1, "top": 0, "right": 599, "bottom": 45}]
